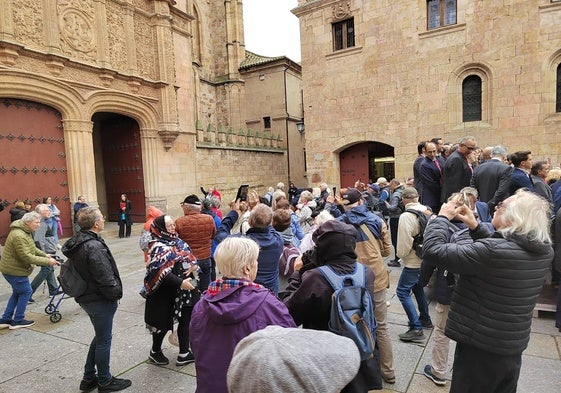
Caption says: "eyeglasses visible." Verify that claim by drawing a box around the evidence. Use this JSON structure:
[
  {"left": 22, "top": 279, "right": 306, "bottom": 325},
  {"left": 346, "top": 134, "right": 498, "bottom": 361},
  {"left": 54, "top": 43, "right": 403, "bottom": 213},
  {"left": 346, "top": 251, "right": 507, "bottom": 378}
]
[{"left": 463, "top": 145, "right": 476, "bottom": 151}]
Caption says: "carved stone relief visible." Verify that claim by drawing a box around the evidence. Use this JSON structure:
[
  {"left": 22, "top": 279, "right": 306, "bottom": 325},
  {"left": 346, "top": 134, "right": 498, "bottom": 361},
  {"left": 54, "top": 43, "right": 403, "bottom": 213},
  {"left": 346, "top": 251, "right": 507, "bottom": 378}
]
[
  {"left": 134, "top": 15, "right": 156, "bottom": 80},
  {"left": 332, "top": 2, "right": 351, "bottom": 21},
  {"left": 13, "top": 0, "right": 44, "bottom": 48},
  {"left": 133, "top": 0, "right": 153, "bottom": 14},
  {"left": 107, "top": 1, "right": 127, "bottom": 71},
  {"left": 57, "top": 0, "right": 96, "bottom": 62}
]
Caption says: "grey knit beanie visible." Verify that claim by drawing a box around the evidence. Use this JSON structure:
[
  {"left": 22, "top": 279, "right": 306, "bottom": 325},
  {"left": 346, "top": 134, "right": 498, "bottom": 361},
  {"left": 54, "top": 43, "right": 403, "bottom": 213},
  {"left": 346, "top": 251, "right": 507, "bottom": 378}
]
[{"left": 227, "top": 326, "right": 360, "bottom": 393}]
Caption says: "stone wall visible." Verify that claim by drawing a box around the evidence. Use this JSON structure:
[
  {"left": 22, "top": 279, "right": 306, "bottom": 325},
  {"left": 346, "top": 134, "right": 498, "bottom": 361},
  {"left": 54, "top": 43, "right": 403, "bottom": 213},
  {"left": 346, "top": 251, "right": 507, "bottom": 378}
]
[{"left": 293, "top": 0, "right": 561, "bottom": 185}]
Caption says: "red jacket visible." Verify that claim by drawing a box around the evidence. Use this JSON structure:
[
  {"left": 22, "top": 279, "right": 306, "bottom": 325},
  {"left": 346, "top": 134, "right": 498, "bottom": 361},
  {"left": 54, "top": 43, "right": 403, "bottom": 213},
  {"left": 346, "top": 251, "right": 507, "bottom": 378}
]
[{"left": 175, "top": 210, "right": 216, "bottom": 259}]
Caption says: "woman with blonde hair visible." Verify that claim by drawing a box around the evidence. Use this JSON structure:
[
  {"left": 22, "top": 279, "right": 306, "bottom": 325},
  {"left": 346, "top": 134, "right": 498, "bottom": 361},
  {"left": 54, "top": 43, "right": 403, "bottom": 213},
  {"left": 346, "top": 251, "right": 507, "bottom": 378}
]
[{"left": 190, "top": 237, "right": 295, "bottom": 393}]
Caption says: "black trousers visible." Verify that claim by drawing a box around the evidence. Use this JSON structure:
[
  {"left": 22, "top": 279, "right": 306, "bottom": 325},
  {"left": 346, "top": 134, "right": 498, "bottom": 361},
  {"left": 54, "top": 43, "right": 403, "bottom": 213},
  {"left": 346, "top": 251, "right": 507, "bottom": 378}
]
[
  {"left": 389, "top": 217, "right": 399, "bottom": 257},
  {"left": 450, "top": 342, "right": 521, "bottom": 393}
]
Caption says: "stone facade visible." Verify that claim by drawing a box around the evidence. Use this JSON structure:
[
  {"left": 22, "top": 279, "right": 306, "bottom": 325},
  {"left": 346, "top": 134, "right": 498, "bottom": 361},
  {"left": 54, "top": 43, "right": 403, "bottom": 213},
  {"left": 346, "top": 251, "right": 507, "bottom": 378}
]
[
  {"left": 0, "top": 0, "right": 299, "bottom": 227},
  {"left": 293, "top": 0, "right": 561, "bottom": 186}
]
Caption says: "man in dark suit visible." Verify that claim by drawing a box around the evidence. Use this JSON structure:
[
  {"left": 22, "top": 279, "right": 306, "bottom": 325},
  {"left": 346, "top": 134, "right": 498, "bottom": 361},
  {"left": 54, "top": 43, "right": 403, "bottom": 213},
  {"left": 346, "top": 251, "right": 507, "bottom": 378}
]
[
  {"left": 530, "top": 161, "right": 552, "bottom": 202},
  {"left": 508, "top": 150, "right": 535, "bottom": 195},
  {"left": 419, "top": 142, "right": 444, "bottom": 213},
  {"left": 413, "top": 141, "right": 427, "bottom": 195},
  {"left": 440, "top": 136, "right": 477, "bottom": 203},
  {"left": 470, "top": 145, "right": 513, "bottom": 212}
]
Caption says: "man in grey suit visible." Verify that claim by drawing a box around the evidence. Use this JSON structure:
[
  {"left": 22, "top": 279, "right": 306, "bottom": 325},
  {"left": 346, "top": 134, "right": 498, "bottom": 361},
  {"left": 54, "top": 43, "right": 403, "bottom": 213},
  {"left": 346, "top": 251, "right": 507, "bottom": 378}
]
[
  {"left": 531, "top": 161, "right": 552, "bottom": 202},
  {"left": 470, "top": 145, "right": 512, "bottom": 212}
]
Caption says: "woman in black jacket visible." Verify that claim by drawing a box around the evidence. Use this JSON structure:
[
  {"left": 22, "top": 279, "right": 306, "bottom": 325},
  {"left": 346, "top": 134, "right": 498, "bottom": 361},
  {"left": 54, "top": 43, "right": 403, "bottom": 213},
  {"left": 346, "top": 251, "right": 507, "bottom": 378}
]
[
  {"left": 423, "top": 190, "right": 553, "bottom": 393},
  {"left": 143, "top": 215, "right": 200, "bottom": 367}
]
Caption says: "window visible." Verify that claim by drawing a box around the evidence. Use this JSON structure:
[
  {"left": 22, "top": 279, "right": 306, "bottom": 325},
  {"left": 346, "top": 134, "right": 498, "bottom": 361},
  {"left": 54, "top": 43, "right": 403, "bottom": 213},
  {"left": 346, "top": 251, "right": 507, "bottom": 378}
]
[
  {"left": 427, "top": 0, "right": 457, "bottom": 29},
  {"left": 462, "top": 75, "right": 482, "bottom": 122},
  {"left": 263, "top": 116, "right": 271, "bottom": 129},
  {"left": 557, "top": 64, "right": 561, "bottom": 113},
  {"left": 333, "top": 18, "right": 355, "bottom": 51}
]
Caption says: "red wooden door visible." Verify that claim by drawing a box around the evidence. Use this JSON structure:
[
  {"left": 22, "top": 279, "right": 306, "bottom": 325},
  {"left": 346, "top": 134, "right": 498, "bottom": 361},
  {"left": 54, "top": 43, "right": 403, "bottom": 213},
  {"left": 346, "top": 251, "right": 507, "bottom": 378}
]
[
  {"left": 339, "top": 143, "right": 370, "bottom": 188},
  {"left": 100, "top": 116, "right": 145, "bottom": 223},
  {"left": 0, "top": 98, "right": 71, "bottom": 244}
]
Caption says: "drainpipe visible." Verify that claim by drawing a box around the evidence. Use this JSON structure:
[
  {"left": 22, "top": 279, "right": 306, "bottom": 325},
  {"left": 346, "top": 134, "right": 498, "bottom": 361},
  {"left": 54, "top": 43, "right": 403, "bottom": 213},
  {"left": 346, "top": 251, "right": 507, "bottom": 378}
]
[{"left": 284, "top": 66, "right": 291, "bottom": 184}]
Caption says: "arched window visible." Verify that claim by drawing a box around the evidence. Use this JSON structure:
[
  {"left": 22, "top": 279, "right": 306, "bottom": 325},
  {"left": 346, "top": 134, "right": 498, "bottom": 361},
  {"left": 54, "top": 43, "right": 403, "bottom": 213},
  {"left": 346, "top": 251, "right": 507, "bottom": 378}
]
[
  {"left": 555, "top": 64, "right": 561, "bottom": 112},
  {"left": 462, "top": 75, "right": 482, "bottom": 122}
]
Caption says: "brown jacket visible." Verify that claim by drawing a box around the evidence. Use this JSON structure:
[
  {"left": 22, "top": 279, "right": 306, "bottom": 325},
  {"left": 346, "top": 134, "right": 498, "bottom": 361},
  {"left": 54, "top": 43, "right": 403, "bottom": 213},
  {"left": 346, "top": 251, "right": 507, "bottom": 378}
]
[{"left": 175, "top": 210, "right": 216, "bottom": 259}]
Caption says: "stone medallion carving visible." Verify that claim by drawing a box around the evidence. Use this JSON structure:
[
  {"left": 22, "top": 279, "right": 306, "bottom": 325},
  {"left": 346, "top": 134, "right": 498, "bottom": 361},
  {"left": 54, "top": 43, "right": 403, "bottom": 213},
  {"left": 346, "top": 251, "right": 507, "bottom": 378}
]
[
  {"left": 59, "top": 8, "right": 95, "bottom": 52},
  {"left": 332, "top": 2, "right": 351, "bottom": 21}
]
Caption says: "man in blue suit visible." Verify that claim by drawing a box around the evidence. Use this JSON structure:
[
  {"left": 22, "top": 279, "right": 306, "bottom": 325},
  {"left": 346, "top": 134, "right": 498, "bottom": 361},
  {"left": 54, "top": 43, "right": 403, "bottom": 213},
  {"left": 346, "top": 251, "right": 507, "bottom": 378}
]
[
  {"left": 419, "top": 142, "right": 444, "bottom": 213},
  {"left": 508, "top": 150, "right": 534, "bottom": 195}
]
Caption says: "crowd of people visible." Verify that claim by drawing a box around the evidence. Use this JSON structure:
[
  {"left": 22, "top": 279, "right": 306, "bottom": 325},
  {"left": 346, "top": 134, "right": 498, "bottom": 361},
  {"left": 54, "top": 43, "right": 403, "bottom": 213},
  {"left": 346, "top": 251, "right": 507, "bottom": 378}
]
[{"left": 0, "top": 134, "right": 559, "bottom": 392}]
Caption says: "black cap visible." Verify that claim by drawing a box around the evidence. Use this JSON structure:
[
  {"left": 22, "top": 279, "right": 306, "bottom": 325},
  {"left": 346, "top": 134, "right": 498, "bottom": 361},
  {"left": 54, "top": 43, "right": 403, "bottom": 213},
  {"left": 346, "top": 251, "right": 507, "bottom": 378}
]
[{"left": 182, "top": 194, "right": 201, "bottom": 205}]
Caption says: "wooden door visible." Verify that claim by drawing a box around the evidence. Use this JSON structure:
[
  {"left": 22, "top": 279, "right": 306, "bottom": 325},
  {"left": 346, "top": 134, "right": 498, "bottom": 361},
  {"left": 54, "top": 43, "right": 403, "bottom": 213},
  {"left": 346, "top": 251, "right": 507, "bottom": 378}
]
[{"left": 0, "top": 99, "right": 71, "bottom": 244}]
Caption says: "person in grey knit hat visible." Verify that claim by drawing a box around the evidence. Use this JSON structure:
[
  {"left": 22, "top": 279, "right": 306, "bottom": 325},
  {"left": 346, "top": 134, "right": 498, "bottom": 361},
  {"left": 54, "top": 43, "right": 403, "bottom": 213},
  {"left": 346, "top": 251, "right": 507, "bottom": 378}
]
[{"left": 227, "top": 325, "right": 360, "bottom": 393}]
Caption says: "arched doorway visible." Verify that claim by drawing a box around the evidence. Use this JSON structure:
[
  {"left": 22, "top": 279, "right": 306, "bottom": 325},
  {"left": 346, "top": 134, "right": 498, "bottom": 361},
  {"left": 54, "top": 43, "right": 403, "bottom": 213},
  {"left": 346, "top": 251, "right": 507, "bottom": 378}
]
[
  {"left": 92, "top": 113, "right": 145, "bottom": 223},
  {"left": 339, "top": 141, "right": 395, "bottom": 187},
  {"left": 0, "top": 98, "right": 71, "bottom": 244}
]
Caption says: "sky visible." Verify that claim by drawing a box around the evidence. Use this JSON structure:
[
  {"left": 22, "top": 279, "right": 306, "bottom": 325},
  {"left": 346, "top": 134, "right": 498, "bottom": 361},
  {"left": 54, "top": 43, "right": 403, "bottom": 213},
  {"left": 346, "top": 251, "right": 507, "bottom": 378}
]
[{"left": 243, "top": 0, "right": 301, "bottom": 63}]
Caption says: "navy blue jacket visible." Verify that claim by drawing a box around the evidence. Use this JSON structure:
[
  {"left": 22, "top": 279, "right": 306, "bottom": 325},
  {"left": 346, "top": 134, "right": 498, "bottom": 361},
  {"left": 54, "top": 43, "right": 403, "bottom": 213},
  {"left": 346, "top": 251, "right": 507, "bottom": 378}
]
[{"left": 216, "top": 210, "right": 283, "bottom": 294}]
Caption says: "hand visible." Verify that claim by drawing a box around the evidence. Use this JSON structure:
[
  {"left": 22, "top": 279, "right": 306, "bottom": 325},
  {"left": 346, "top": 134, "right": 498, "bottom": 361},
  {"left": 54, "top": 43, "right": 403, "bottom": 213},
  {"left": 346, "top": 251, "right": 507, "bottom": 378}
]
[
  {"left": 326, "top": 195, "right": 335, "bottom": 204},
  {"left": 230, "top": 199, "right": 242, "bottom": 215},
  {"left": 180, "top": 278, "right": 195, "bottom": 291},
  {"left": 293, "top": 256, "right": 303, "bottom": 271},
  {"left": 183, "top": 264, "right": 198, "bottom": 275},
  {"left": 454, "top": 204, "right": 479, "bottom": 230},
  {"left": 438, "top": 198, "right": 461, "bottom": 220},
  {"left": 48, "top": 257, "right": 59, "bottom": 266}
]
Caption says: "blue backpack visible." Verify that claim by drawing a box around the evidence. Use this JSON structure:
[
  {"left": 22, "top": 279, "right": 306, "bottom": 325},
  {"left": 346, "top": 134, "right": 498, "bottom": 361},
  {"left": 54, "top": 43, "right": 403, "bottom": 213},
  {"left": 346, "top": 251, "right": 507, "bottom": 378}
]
[{"left": 318, "top": 263, "right": 377, "bottom": 360}]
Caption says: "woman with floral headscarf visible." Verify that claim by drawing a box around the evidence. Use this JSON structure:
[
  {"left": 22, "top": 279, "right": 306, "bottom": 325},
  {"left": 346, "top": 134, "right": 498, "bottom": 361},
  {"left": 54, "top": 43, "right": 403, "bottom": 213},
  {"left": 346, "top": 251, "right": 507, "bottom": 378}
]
[{"left": 143, "top": 215, "right": 200, "bottom": 367}]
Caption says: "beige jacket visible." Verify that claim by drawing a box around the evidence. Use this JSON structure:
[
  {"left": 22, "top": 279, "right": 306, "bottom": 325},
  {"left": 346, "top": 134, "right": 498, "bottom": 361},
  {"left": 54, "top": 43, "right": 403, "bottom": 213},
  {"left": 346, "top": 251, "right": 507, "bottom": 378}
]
[{"left": 396, "top": 201, "right": 430, "bottom": 269}]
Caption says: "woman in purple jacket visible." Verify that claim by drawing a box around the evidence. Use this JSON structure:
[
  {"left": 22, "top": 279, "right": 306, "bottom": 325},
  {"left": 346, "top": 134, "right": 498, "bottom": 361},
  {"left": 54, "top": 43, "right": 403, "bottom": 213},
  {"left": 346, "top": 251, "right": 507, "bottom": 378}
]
[{"left": 189, "top": 236, "right": 295, "bottom": 393}]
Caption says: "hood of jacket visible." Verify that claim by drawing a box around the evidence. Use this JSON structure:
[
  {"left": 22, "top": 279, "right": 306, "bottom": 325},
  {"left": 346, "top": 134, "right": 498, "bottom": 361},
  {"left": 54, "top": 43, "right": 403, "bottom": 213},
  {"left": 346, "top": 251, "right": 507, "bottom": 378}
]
[
  {"left": 9, "top": 219, "right": 32, "bottom": 233},
  {"left": 61, "top": 230, "right": 99, "bottom": 258},
  {"left": 340, "top": 204, "right": 382, "bottom": 239},
  {"left": 497, "top": 231, "right": 553, "bottom": 256},
  {"left": 202, "top": 285, "right": 270, "bottom": 325}
]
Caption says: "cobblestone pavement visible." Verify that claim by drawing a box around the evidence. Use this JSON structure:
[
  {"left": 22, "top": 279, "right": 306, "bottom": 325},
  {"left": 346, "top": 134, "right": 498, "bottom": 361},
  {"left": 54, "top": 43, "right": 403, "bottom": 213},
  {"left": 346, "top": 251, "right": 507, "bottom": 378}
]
[{"left": 0, "top": 223, "right": 560, "bottom": 392}]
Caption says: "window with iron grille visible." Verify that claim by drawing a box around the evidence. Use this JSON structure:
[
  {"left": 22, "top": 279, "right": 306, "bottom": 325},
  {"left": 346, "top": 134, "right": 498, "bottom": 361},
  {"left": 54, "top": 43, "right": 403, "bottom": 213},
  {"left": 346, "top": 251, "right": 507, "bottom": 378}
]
[
  {"left": 462, "top": 75, "right": 482, "bottom": 122},
  {"left": 427, "top": 0, "right": 457, "bottom": 29},
  {"left": 557, "top": 64, "right": 561, "bottom": 113},
  {"left": 333, "top": 18, "right": 355, "bottom": 51}
]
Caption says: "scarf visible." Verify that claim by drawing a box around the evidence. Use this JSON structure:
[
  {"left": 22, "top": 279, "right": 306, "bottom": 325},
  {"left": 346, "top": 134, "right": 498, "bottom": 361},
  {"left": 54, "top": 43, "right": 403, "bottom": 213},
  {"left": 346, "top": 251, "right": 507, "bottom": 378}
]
[
  {"left": 144, "top": 215, "right": 196, "bottom": 295},
  {"left": 206, "top": 278, "right": 263, "bottom": 297}
]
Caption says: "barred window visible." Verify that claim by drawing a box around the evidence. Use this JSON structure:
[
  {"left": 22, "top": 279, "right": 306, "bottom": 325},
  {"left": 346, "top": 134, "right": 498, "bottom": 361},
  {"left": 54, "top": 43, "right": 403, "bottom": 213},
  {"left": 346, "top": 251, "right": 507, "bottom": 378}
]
[
  {"left": 427, "top": 0, "right": 457, "bottom": 29},
  {"left": 462, "top": 75, "right": 482, "bottom": 122},
  {"left": 333, "top": 18, "right": 355, "bottom": 51},
  {"left": 557, "top": 64, "right": 561, "bottom": 113}
]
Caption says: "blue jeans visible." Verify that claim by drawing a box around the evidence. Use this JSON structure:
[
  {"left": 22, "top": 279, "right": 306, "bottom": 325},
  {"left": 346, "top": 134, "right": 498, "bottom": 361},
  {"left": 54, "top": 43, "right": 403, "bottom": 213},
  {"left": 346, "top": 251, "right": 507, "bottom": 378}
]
[
  {"left": 1, "top": 274, "right": 32, "bottom": 323},
  {"left": 197, "top": 258, "right": 211, "bottom": 292},
  {"left": 80, "top": 300, "right": 118, "bottom": 385},
  {"left": 396, "top": 267, "right": 430, "bottom": 330},
  {"left": 30, "top": 266, "right": 59, "bottom": 295}
]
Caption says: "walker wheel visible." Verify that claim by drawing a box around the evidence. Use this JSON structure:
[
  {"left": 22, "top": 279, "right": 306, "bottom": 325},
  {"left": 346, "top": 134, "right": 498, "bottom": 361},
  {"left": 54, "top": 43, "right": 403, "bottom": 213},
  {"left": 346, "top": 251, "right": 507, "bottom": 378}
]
[
  {"left": 50, "top": 312, "right": 62, "bottom": 323},
  {"left": 45, "top": 304, "right": 56, "bottom": 315}
]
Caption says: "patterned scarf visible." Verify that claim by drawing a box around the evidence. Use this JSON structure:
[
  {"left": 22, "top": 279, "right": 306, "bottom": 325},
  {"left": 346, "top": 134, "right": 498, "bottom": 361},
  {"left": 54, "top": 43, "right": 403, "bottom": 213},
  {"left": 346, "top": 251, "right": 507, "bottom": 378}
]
[
  {"left": 206, "top": 278, "right": 263, "bottom": 297},
  {"left": 144, "top": 216, "right": 196, "bottom": 295}
]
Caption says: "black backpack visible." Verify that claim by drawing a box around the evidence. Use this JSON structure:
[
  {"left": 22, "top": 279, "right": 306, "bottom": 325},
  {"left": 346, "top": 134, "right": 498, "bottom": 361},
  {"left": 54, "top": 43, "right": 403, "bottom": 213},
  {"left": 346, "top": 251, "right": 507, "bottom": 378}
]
[
  {"left": 58, "top": 256, "right": 87, "bottom": 297},
  {"left": 404, "top": 209, "right": 431, "bottom": 258}
]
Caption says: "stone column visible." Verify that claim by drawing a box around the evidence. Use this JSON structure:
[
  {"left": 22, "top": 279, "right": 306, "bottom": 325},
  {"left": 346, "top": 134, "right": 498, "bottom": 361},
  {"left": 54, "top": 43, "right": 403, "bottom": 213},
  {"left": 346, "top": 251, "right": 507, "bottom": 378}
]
[
  {"left": 93, "top": 0, "right": 110, "bottom": 68},
  {"left": 139, "top": 128, "right": 164, "bottom": 208},
  {"left": 62, "top": 119, "right": 99, "bottom": 207},
  {"left": 0, "top": 0, "right": 15, "bottom": 42},
  {"left": 122, "top": 1, "right": 138, "bottom": 75}
]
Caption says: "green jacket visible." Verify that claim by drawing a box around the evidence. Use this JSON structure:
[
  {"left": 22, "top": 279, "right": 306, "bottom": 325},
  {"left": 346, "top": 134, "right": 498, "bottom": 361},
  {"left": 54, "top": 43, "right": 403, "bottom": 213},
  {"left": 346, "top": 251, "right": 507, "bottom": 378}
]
[{"left": 0, "top": 219, "right": 50, "bottom": 276}]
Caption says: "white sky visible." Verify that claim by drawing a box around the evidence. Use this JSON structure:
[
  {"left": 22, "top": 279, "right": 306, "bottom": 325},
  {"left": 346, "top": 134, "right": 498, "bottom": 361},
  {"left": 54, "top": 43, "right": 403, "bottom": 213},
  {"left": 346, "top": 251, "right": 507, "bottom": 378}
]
[{"left": 243, "top": 0, "right": 301, "bottom": 63}]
